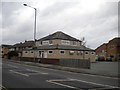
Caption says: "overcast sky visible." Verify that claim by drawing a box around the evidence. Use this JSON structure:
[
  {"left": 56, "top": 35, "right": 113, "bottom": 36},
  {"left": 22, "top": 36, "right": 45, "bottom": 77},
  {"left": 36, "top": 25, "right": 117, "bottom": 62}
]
[{"left": 1, "top": 0, "right": 119, "bottom": 49}]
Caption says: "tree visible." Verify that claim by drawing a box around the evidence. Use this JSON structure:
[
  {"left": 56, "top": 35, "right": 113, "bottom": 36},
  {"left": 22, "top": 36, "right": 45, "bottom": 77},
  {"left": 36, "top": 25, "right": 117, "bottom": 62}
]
[
  {"left": 7, "top": 51, "right": 18, "bottom": 59},
  {"left": 81, "top": 37, "right": 86, "bottom": 46}
]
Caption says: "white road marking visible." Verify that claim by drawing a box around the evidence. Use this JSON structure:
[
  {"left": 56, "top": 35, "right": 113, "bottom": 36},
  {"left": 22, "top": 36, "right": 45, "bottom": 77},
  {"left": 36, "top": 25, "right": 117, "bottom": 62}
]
[
  {"left": 7, "top": 64, "right": 18, "bottom": 68},
  {"left": 47, "top": 78, "right": 120, "bottom": 89},
  {"left": 46, "top": 80, "right": 78, "bottom": 89},
  {"left": 8, "top": 61, "right": 119, "bottom": 80},
  {"left": 9, "top": 70, "right": 29, "bottom": 77},
  {"left": 0, "top": 85, "right": 8, "bottom": 90},
  {"left": 26, "top": 69, "right": 48, "bottom": 75},
  {"left": 70, "top": 79, "right": 120, "bottom": 89}
]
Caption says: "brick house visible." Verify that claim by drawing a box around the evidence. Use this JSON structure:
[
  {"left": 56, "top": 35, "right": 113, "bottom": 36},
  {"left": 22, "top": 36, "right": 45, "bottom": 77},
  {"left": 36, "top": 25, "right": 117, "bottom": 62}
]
[
  {"left": 96, "top": 37, "right": 120, "bottom": 61},
  {"left": 12, "top": 40, "right": 34, "bottom": 57},
  {"left": 22, "top": 31, "right": 96, "bottom": 62},
  {"left": 106, "top": 38, "right": 120, "bottom": 61},
  {"left": 1, "top": 44, "right": 12, "bottom": 58},
  {"left": 95, "top": 43, "right": 107, "bottom": 61}
]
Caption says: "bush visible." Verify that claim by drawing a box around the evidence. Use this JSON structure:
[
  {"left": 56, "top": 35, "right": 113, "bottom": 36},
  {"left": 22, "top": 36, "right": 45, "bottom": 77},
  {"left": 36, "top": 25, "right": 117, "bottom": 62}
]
[
  {"left": 7, "top": 51, "right": 18, "bottom": 59},
  {"left": 97, "top": 56, "right": 105, "bottom": 61}
]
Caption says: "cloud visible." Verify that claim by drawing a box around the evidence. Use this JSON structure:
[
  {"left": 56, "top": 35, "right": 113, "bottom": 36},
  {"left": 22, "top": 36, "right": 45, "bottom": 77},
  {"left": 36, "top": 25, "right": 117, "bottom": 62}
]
[{"left": 1, "top": 1, "right": 118, "bottom": 49}]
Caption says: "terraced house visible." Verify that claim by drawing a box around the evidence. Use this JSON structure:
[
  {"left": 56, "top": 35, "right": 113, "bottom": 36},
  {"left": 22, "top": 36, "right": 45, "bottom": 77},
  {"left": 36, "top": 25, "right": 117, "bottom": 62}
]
[{"left": 22, "top": 31, "right": 96, "bottom": 62}]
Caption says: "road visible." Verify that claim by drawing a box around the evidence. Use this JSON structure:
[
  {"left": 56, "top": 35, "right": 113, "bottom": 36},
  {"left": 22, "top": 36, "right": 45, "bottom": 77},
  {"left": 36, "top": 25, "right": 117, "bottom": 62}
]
[{"left": 2, "top": 59, "right": 120, "bottom": 90}]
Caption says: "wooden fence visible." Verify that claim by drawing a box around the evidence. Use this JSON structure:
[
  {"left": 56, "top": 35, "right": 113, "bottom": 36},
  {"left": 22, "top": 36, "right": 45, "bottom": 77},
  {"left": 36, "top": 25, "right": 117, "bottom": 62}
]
[{"left": 59, "top": 59, "right": 90, "bottom": 69}]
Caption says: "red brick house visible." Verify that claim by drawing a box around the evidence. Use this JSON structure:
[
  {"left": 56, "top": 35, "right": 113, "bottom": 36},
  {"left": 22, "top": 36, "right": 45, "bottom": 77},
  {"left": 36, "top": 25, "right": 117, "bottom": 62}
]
[{"left": 96, "top": 37, "right": 120, "bottom": 61}]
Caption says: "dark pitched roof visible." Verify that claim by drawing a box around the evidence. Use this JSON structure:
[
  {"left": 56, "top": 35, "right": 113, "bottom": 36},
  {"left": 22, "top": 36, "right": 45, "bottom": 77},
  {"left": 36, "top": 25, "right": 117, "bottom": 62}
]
[
  {"left": 109, "top": 37, "right": 120, "bottom": 46},
  {"left": 37, "top": 31, "right": 81, "bottom": 41},
  {"left": 34, "top": 45, "right": 93, "bottom": 51},
  {"left": 1, "top": 44, "right": 12, "bottom": 48},
  {"left": 13, "top": 41, "right": 34, "bottom": 47}
]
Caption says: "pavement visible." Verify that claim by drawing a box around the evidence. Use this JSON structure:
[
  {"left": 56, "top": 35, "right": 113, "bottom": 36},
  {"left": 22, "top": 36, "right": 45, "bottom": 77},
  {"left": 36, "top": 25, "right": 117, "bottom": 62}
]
[{"left": 3, "top": 59, "right": 119, "bottom": 78}]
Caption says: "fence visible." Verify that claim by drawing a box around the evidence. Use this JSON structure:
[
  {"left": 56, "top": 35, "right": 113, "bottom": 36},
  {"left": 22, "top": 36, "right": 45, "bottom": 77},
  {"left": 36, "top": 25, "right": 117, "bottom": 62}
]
[
  {"left": 19, "top": 57, "right": 90, "bottom": 69},
  {"left": 60, "top": 59, "right": 90, "bottom": 69}
]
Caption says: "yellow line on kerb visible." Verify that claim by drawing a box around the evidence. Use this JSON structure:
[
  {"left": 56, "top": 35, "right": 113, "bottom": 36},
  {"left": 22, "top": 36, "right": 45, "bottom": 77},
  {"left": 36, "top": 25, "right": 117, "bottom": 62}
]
[{"left": 0, "top": 85, "right": 8, "bottom": 90}]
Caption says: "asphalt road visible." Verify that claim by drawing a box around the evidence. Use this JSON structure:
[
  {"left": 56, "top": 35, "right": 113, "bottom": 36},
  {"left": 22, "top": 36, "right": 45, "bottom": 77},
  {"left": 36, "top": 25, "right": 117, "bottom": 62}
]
[{"left": 2, "top": 59, "right": 120, "bottom": 90}]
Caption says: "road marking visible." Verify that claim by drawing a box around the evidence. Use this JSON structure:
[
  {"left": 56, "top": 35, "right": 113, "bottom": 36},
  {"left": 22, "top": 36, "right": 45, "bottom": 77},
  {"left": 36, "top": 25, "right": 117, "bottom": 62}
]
[
  {"left": 7, "top": 61, "right": 119, "bottom": 80},
  {"left": 46, "top": 80, "right": 78, "bottom": 89},
  {"left": 0, "top": 85, "right": 8, "bottom": 90},
  {"left": 70, "top": 79, "right": 120, "bottom": 89},
  {"left": 26, "top": 69, "right": 48, "bottom": 75},
  {"left": 9, "top": 70, "right": 29, "bottom": 77},
  {"left": 47, "top": 78, "right": 120, "bottom": 89},
  {"left": 7, "top": 64, "right": 18, "bottom": 68}
]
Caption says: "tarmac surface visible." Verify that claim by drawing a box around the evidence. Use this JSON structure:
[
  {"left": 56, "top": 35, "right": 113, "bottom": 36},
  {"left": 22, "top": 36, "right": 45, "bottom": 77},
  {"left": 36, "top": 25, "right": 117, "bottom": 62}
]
[
  {"left": 2, "top": 59, "right": 120, "bottom": 89},
  {"left": 4, "top": 59, "right": 119, "bottom": 77}
]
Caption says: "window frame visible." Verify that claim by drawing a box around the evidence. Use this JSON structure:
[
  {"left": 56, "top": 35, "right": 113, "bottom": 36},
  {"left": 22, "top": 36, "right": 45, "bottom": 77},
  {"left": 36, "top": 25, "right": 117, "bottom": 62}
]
[
  {"left": 85, "top": 51, "right": 89, "bottom": 55},
  {"left": 48, "top": 50, "right": 53, "bottom": 54},
  {"left": 60, "top": 50, "right": 65, "bottom": 54}
]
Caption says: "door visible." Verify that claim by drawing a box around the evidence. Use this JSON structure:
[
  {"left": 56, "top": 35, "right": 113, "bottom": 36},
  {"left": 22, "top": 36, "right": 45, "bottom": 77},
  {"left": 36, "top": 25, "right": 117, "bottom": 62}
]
[{"left": 39, "top": 51, "right": 47, "bottom": 58}]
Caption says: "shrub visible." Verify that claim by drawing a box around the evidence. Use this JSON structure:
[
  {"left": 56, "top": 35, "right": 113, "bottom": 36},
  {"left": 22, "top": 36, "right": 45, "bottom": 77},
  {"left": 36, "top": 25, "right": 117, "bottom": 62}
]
[{"left": 7, "top": 51, "right": 18, "bottom": 59}]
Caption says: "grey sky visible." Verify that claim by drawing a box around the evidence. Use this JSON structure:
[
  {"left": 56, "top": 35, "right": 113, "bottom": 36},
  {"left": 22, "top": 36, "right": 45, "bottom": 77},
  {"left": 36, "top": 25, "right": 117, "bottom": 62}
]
[{"left": 1, "top": 0, "right": 119, "bottom": 49}]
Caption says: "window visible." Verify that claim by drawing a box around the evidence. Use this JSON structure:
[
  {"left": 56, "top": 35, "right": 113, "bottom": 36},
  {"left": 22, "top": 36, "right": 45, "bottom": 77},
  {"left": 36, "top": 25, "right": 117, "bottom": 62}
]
[
  {"left": 69, "top": 51, "right": 74, "bottom": 55},
  {"left": 85, "top": 51, "right": 89, "bottom": 55},
  {"left": 73, "top": 41, "right": 77, "bottom": 46},
  {"left": 77, "top": 51, "right": 83, "bottom": 55},
  {"left": 109, "top": 45, "right": 115, "bottom": 50},
  {"left": 1, "top": 51, "right": 3, "bottom": 53},
  {"left": 31, "top": 51, "right": 33, "bottom": 53},
  {"left": 61, "top": 40, "right": 70, "bottom": 45},
  {"left": 42, "top": 41, "right": 49, "bottom": 45},
  {"left": 60, "top": 50, "right": 65, "bottom": 54},
  {"left": 48, "top": 50, "right": 53, "bottom": 54},
  {"left": 91, "top": 52, "right": 95, "bottom": 55},
  {"left": 25, "top": 51, "right": 28, "bottom": 53},
  {"left": 49, "top": 40, "right": 53, "bottom": 44},
  {"left": 110, "top": 54, "right": 114, "bottom": 58}
]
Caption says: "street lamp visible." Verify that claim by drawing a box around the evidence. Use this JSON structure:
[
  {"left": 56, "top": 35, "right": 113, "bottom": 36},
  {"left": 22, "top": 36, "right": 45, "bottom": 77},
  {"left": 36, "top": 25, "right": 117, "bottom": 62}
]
[{"left": 23, "top": 4, "right": 37, "bottom": 62}]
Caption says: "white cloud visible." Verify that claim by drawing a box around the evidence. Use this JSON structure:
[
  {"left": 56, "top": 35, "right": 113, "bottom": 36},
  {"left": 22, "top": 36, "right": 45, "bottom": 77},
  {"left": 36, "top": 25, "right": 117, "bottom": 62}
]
[{"left": 1, "top": 1, "right": 118, "bottom": 49}]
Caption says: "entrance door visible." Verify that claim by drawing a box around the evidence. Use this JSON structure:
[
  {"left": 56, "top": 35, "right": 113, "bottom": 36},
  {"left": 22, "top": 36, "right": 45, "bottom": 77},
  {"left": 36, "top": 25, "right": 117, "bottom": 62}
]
[{"left": 39, "top": 51, "right": 47, "bottom": 58}]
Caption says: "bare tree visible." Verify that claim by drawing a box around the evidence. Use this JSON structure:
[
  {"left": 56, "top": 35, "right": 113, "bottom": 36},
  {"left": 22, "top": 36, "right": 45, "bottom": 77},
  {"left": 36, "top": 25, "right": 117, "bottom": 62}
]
[{"left": 81, "top": 37, "right": 86, "bottom": 46}]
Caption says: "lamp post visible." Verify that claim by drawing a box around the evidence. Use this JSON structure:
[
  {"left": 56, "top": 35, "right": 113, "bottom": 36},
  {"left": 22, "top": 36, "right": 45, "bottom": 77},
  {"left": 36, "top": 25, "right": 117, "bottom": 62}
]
[{"left": 23, "top": 4, "right": 37, "bottom": 62}]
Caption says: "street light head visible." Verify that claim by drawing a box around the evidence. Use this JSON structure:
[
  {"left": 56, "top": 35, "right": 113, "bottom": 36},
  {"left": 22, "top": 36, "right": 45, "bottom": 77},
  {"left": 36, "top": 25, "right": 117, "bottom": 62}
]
[{"left": 23, "top": 4, "right": 27, "bottom": 6}]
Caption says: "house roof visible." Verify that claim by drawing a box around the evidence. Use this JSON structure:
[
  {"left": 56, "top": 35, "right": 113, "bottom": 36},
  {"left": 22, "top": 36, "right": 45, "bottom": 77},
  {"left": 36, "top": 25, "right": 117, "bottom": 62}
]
[
  {"left": 31, "top": 45, "right": 94, "bottom": 51},
  {"left": 109, "top": 37, "right": 120, "bottom": 46},
  {"left": 37, "top": 31, "right": 81, "bottom": 42},
  {"left": 13, "top": 41, "right": 34, "bottom": 47},
  {"left": 95, "top": 43, "right": 107, "bottom": 51},
  {"left": 1, "top": 44, "right": 12, "bottom": 48}
]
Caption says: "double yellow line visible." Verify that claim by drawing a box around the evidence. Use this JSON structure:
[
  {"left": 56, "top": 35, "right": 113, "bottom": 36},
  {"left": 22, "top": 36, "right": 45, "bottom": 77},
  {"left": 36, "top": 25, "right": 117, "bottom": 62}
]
[{"left": 0, "top": 85, "right": 8, "bottom": 90}]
